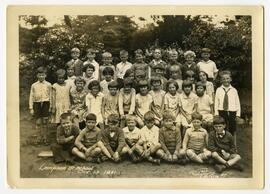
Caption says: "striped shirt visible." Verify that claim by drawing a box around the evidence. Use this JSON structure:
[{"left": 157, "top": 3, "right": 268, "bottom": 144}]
[{"left": 159, "top": 126, "right": 182, "bottom": 154}]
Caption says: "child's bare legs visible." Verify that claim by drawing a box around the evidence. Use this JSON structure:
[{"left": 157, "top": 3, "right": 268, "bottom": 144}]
[
  {"left": 197, "top": 149, "right": 211, "bottom": 161},
  {"left": 42, "top": 117, "right": 49, "bottom": 144},
  {"left": 72, "top": 117, "right": 80, "bottom": 129},
  {"left": 35, "top": 118, "right": 42, "bottom": 140},
  {"left": 72, "top": 147, "right": 87, "bottom": 160},
  {"left": 186, "top": 149, "right": 205, "bottom": 163},
  {"left": 96, "top": 141, "right": 112, "bottom": 159},
  {"left": 156, "top": 149, "right": 169, "bottom": 161},
  {"left": 121, "top": 146, "right": 139, "bottom": 162},
  {"left": 212, "top": 151, "right": 241, "bottom": 167}
]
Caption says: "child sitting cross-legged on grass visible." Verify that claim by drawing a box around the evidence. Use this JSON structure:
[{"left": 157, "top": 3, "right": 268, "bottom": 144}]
[{"left": 209, "top": 116, "right": 243, "bottom": 173}]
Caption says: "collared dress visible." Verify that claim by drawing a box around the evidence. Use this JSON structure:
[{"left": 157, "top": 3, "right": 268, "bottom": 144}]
[{"left": 85, "top": 92, "right": 104, "bottom": 124}]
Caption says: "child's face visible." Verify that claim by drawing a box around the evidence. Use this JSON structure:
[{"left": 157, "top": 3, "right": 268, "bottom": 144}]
[
  {"left": 91, "top": 85, "right": 100, "bottom": 96},
  {"left": 196, "top": 86, "right": 205, "bottom": 97},
  {"left": 104, "top": 74, "right": 113, "bottom": 82},
  {"left": 37, "top": 73, "right": 46, "bottom": 82},
  {"left": 86, "top": 119, "right": 96, "bottom": 130},
  {"left": 75, "top": 81, "right": 85, "bottom": 91},
  {"left": 67, "top": 68, "right": 75, "bottom": 77},
  {"left": 185, "top": 55, "right": 194, "bottom": 64},
  {"left": 108, "top": 121, "right": 119, "bottom": 132},
  {"left": 201, "top": 52, "right": 210, "bottom": 61},
  {"left": 87, "top": 53, "right": 95, "bottom": 61},
  {"left": 213, "top": 123, "right": 226, "bottom": 134},
  {"left": 123, "top": 85, "right": 132, "bottom": 94},
  {"left": 61, "top": 118, "right": 72, "bottom": 131},
  {"left": 169, "top": 53, "right": 178, "bottom": 62},
  {"left": 57, "top": 75, "right": 65, "bottom": 84},
  {"left": 145, "top": 119, "right": 155, "bottom": 129},
  {"left": 153, "top": 49, "right": 162, "bottom": 60},
  {"left": 221, "top": 74, "right": 232, "bottom": 87},
  {"left": 183, "top": 86, "right": 192, "bottom": 95},
  {"left": 168, "top": 83, "right": 177, "bottom": 95},
  {"left": 135, "top": 73, "right": 146, "bottom": 82},
  {"left": 163, "top": 118, "right": 174, "bottom": 129},
  {"left": 155, "top": 69, "right": 164, "bottom": 77},
  {"left": 102, "top": 57, "right": 112, "bottom": 65},
  {"left": 127, "top": 120, "right": 136, "bottom": 131},
  {"left": 120, "top": 54, "right": 128, "bottom": 62},
  {"left": 171, "top": 70, "right": 179, "bottom": 80},
  {"left": 135, "top": 54, "right": 144, "bottom": 63},
  {"left": 71, "top": 52, "right": 80, "bottom": 60},
  {"left": 152, "top": 80, "right": 161, "bottom": 91},
  {"left": 192, "top": 119, "right": 202, "bottom": 129},
  {"left": 199, "top": 72, "right": 207, "bottom": 82},
  {"left": 139, "top": 86, "right": 148, "bottom": 96},
  {"left": 109, "top": 87, "right": 117, "bottom": 96},
  {"left": 85, "top": 68, "right": 94, "bottom": 78}
]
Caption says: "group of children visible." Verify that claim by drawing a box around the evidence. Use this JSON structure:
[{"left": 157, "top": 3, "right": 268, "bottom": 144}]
[{"left": 29, "top": 47, "right": 242, "bottom": 173}]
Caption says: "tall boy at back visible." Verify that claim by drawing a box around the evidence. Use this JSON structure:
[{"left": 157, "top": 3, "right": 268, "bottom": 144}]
[{"left": 67, "top": 47, "right": 84, "bottom": 76}]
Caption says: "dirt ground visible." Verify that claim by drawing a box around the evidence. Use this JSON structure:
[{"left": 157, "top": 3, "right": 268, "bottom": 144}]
[{"left": 19, "top": 112, "right": 252, "bottom": 178}]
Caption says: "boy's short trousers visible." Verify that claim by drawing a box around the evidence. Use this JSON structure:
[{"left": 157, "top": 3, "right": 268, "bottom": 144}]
[{"left": 33, "top": 101, "right": 50, "bottom": 118}]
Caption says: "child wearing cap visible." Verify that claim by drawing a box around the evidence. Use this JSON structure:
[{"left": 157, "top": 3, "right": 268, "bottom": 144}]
[
  {"left": 149, "top": 76, "right": 166, "bottom": 126},
  {"left": 73, "top": 113, "right": 111, "bottom": 162},
  {"left": 181, "top": 50, "right": 200, "bottom": 81},
  {"left": 29, "top": 66, "right": 52, "bottom": 145},
  {"left": 83, "top": 48, "right": 99, "bottom": 80},
  {"left": 100, "top": 66, "right": 114, "bottom": 95},
  {"left": 116, "top": 50, "right": 132, "bottom": 80},
  {"left": 101, "top": 81, "right": 119, "bottom": 125},
  {"left": 122, "top": 115, "right": 143, "bottom": 162},
  {"left": 135, "top": 80, "right": 153, "bottom": 128},
  {"left": 51, "top": 69, "right": 71, "bottom": 125},
  {"left": 118, "top": 78, "right": 136, "bottom": 128},
  {"left": 51, "top": 112, "right": 80, "bottom": 164},
  {"left": 67, "top": 47, "right": 84, "bottom": 76},
  {"left": 83, "top": 62, "right": 96, "bottom": 92},
  {"left": 197, "top": 48, "right": 218, "bottom": 82},
  {"left": 70, "top": 76, "right": 88, "bottom": 129},
  {"left": 99, "top": 52, "right": 116, "bottom": 81},
  {"left": 168, "top": 64, "right": 183, "bottom": 93},
  {"left": 156, "top": 110, "right": 186, "bottom": 163},
  {"left": 101, "top": 114, "right": 126, "bottom": 162},
  {"left": 85, "top": 80, "right": 104, "bottom": 129},
  {"left": 182, "top": 112, "right": 211, "bottom": 164}
]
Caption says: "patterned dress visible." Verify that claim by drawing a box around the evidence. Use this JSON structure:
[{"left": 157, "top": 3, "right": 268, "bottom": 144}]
[{"left": 70, "top": 88, "right": 88, "bottom": 122}]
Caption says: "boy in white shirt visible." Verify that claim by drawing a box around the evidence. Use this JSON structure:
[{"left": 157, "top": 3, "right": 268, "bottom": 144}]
[{"left": 116, "top": 50, "right": 132, "bottom": 80}]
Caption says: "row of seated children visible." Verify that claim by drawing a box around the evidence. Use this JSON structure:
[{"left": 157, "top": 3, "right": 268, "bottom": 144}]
[{"left": 51, "top": 111, "right": 243, "bottom": 174}]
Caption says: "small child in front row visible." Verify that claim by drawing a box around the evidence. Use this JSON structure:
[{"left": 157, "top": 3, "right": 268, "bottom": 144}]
[
  {"left": 135, "top": 80, "right": 153, "bottom": 128},
  {"left": 101, "top": 114, "right": 126, "bottom": 162},
  {"left": 118, "top": 78, "right": 136, "bottom": 128},
  {"left": 149, "top": 76, "right": 166, "bottom": 126},
  {"left": 182, "top": 112, "right": 211, "bottom": 164},
  {"left": 101, "top": 81, "right": 119, "bottom": 125},
  {"left": 156, "top": 111, "right": 186, "bottom": 163},
  {"left": 122, "top": 115, "right": 143, "bottom": 162},
  {"left": 214, "top": 70, "right": 241, "bottom": 141},
  {"left": 51, "top": 112, "right": 80, "bottom": 164},
  {"left": 208, "top": 116, "right": 243, "bottom": 173},
  {"left": 195, "top": 81, "right": 214, "bottom": 131},
  {"left": 139, "top": 111, "right": 161, "bottom": 164},
  {"left": 85, "top": 80, "right": 104, "bottom": 129},
  {"left": 100, "top": 66, "right": 114, "bottom": 95},
  {"left": 29, "top": 67, "right": 52, "bottom": 144},
  {"left": 72, "top": 113, "right": 111, "bottom": 163}
]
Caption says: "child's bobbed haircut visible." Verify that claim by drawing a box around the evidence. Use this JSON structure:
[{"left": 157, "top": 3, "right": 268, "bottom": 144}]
[
  {"left": 74, "top": 76, "right": 86, "bottom": 85},
  {"left": 166, "top": 80, "right": 179, "bottom": 92},
  {"left": 107, "top": 114, "right": 120, "bottom": 125},
  {"left": 213, "top": 116, "right": 226, "bottom": 125},
  {"left": 123, "top": 77, "right": 134, "bottom": 87},
  {"left": 37, "top": 66, "right": 46, "bottom": 74},
  {"left": 195, "top": 81, "right": 206, "bottom": 90},
  {"left": 120, "top": 50, "right": 128, "bottom": 56},
  {"left": 143, "top": 111, "right": 155, "bottom": 121},
  {"left": 162, "top": 110, "right": 176, "bottom": 121},
  {"left": 150, "top": 76, "right": 162, "bottom": 85},
  {"left": 56, "top": 69, "right": 66, "bottom": 77},
  {"left": 184, "top": 50, "right": 196, "bottom": 58},
  {"left": 85, "top": 113, "right": 97, "bottom": 121},
  {"left": 108, "top": 80, "right": 118, "bottom": 89},
  {"left": 201, "top": 47, "right": 211, "bottom": 54},
  {"left": 103, "top": 66, "right": 114, "bottom": 76},
  {"left": 71, "top": 47, "right": 80, "bottom": 53},
  {"left": 191, "top": 112, "right": 203, "bottom": 121},
  {"left": 60, "top": 112, "right": 72, "bottom": 121},
  {"left": 182, "top": 80, "right": 193, "bottom": 89},
  {"left": 83, "top": 62, "right": 95, "bottom": 72},
  {"left": 199, "top": 70, "right": 209, "bottom": 79},
  {"left": 137, "top": 79, "right": 149, "bottom": 88},
  {"left": 102, "top": 52, "right": 112, "bottom": 58},
  {"left": 123, "top": 68, "right": 134, "bottom": 79},
  {"left": 88, "top": 80, "right": 101, "bottom": 90}
]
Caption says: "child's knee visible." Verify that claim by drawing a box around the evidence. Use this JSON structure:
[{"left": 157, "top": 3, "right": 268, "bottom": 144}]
[
  {"left": 211, "top": 151, "right": 220, "bottom": 158},
  {"left": 94, "top": 147, "right": 102, "bottom": 154},
  {"left": 121, "top": 146, "right": 130, "bottom": 154},
  {"left": 178, "top": 149, "right": 186, "bottom": 157},
  {"left": 186, "top": 149, "right": 195, "bottom": 156},
  {"left": 204, "top": 150, "right": 212, "bottom": 157},
  {"left": 71, "top": 147, "right": 79, "bottom": 154}
]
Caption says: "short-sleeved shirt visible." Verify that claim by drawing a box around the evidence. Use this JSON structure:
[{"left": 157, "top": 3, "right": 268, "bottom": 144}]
[
  {"left": 197, "top": 94, "right": 213, "bottom": 115},
  {"left": 179, "top": 92, "right": 198, "bottom": 115},
  {"left": 164, "top": 92, "right": 182, "bottom": 117},
  {"left": 140, "top": 125, "right": 159, "bottom": 146},
  {"left": 197, "top": 60, "right": 218, "bottom": 79},
  {"left": 122, "top": 127, "right": 141, "bottom": 146}
]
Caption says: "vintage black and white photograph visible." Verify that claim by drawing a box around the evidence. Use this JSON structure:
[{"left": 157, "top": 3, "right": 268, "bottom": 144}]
[{"left": 7, "top": 5, "right": 264, "bottom": 188}]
